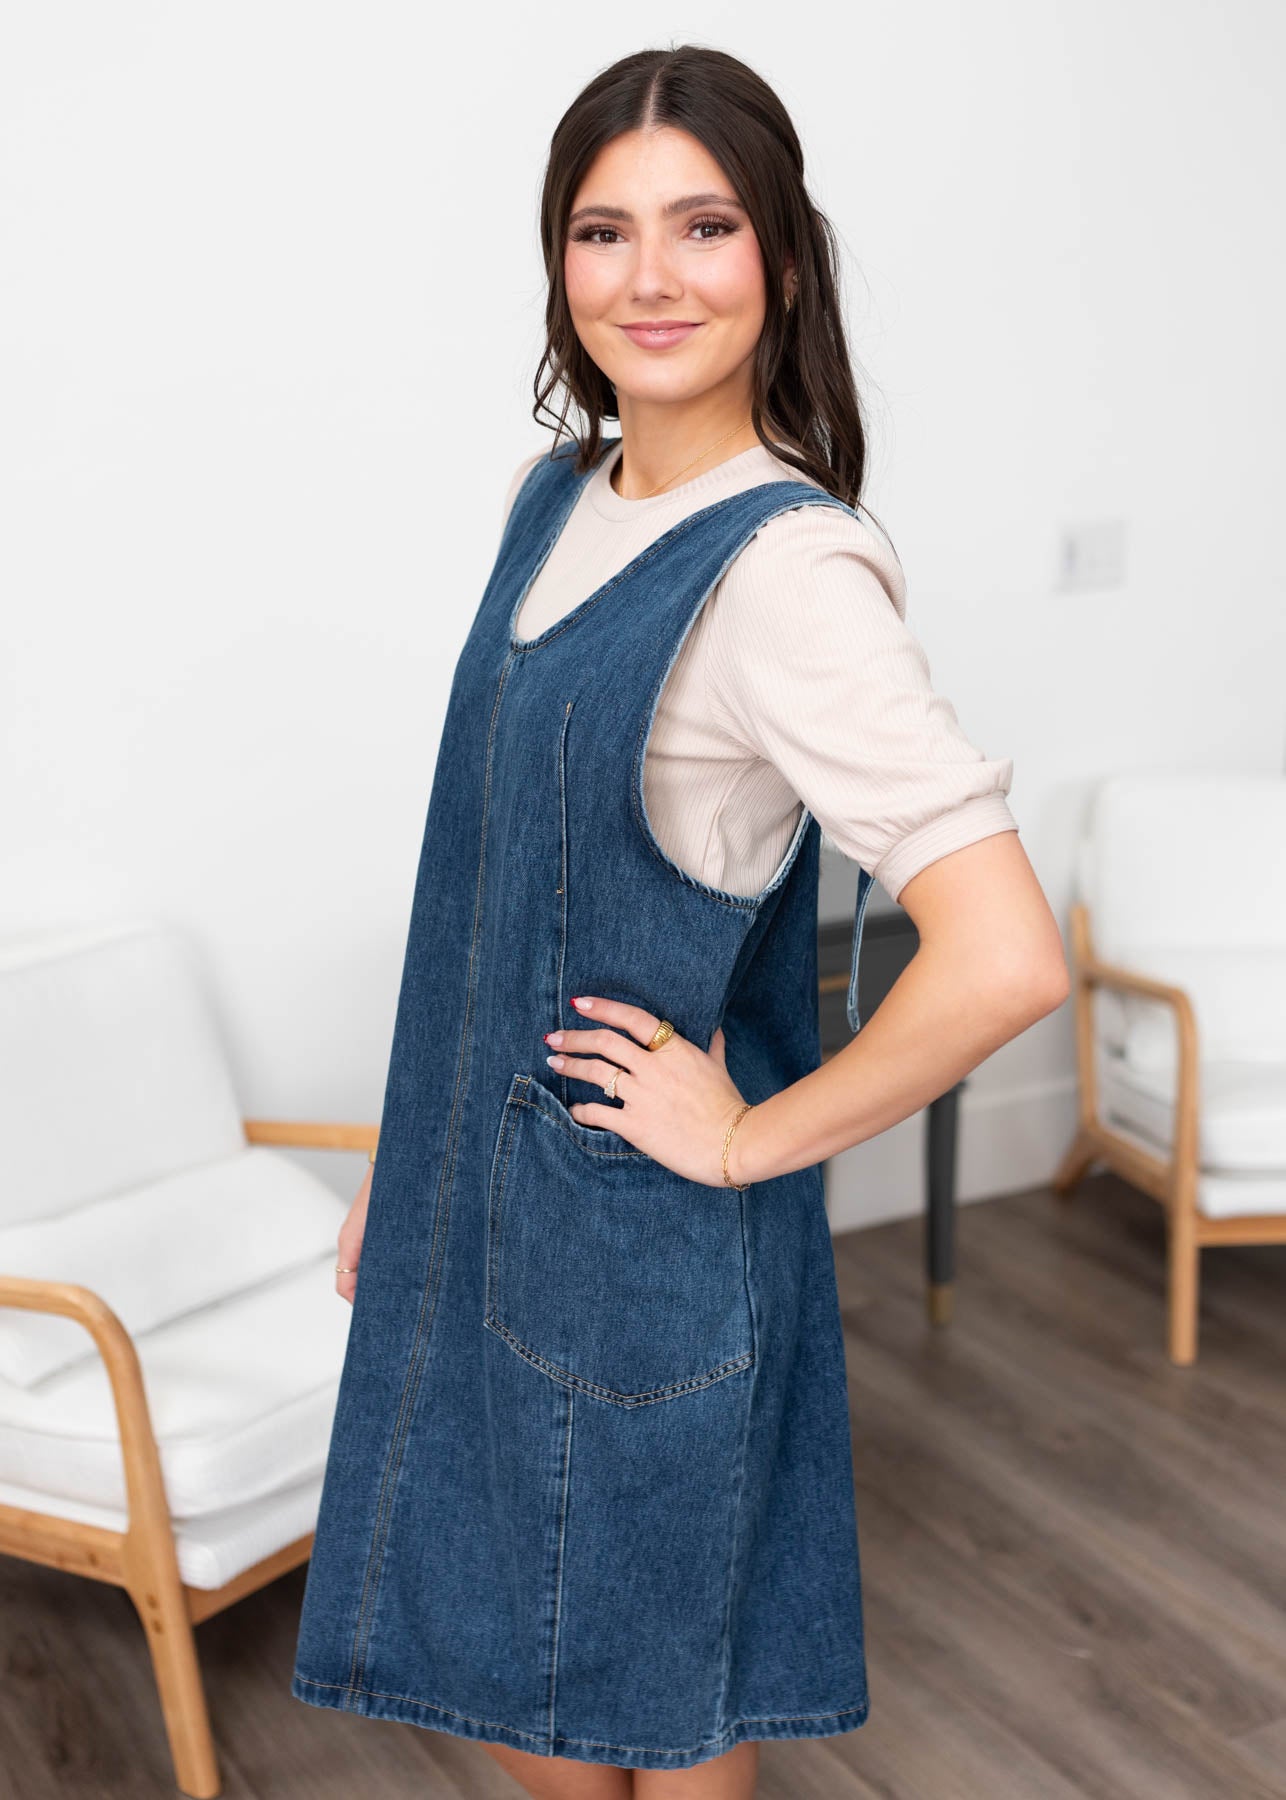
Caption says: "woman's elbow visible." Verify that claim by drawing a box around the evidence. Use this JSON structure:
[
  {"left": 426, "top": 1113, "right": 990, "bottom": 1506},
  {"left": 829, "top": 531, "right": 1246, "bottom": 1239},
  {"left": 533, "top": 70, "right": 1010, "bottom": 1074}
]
[
  {"left": 1026, "top": 949, "right": 1071, "bottom": 1021},
  {"left": 992, "top": 942, "right": 1070, "bottom": 1032}
]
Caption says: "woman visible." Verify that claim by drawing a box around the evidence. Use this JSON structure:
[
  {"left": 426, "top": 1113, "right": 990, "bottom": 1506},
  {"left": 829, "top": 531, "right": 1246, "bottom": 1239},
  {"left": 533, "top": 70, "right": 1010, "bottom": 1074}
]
[{"left": 292, "top": 44, "right": 1068, "bottom": 1800}]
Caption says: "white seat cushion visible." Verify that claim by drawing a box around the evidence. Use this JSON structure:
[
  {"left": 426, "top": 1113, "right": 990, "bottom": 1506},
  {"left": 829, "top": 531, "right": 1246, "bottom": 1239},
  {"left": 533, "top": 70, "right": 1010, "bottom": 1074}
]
[
  {"left": 0, "top": 1469, "right": 327, "bottom": 1591},
  {"left": 1193, "top": 1171, "right": 1286, "bottom": 1220},
  {"left": 0, "top": 1148, "right": 347, "bottom": 1387},
  {"left": 1092, "top": 948, "right": 1286, "bottom": 1072},
  {"left": 0, "top": 1254, "right": 351, "bottom": 1522},
  {"left": 1099, "top": 1052, "right": 1286, "bottom": 1216},
  {"left": 1078, "top": 777, "right": 1286, "bottom": 1206}
]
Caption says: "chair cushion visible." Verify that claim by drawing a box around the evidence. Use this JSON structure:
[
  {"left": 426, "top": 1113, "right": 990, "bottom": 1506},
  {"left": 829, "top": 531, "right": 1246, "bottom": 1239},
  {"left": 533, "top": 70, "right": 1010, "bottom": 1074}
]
[
  {"left": 0, "top": 1468, "right": 326, "bottom": 1592},
  {"left": 0, "top": 1253, "right": 351, "bottom": 1522},
  {"left": 1092, "top": 947, "right": 1286, "bottom": 1070},
  {"left": 1099, "top": 1053, "right": 1286, "bottom": 1189},
  {"left": 0, "top": 1148, "right": 346, "bottom": 1386},
  {"left": 0, "top": 920, "right": 247, "bottom": 1227},
  {"left": 1079, "top": 773, "right": 1286, "bottom": 957}
]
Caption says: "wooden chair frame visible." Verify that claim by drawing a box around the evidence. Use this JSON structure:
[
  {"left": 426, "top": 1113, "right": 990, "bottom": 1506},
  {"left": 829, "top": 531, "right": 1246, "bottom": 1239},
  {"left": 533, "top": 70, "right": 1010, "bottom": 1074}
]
[
  {"left": 1053, "top": 903, "right": 1286, "bottom": 1365},
  {"left": 0, "top": 1117, "right": 375, "bottom": 1798}
]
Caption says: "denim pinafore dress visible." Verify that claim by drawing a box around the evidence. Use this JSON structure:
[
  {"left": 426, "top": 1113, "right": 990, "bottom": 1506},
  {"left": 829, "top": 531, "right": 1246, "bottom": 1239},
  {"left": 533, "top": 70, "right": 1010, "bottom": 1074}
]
[{"left": 291, "top": 437, "right": 877, "bottom": 1771}]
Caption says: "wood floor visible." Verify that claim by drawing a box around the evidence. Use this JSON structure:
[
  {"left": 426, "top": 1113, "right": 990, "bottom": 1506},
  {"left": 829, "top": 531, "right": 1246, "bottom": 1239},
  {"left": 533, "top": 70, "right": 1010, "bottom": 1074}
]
[{"left": 2, "top": 1171, "right": 1283, "bottom": 1799}]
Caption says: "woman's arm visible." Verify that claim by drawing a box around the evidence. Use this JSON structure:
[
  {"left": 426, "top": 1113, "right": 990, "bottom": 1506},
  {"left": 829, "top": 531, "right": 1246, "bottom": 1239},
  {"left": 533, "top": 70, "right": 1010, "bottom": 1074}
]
[{"left": 728, "top": 830, "right": 1069, "bottom": 1184}]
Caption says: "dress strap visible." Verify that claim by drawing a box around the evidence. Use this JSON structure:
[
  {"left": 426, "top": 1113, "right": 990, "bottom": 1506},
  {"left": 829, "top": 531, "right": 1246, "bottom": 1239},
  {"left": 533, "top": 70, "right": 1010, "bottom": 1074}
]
[{"left": 847, "top": 865, "right": 877, "bottom": 1035}]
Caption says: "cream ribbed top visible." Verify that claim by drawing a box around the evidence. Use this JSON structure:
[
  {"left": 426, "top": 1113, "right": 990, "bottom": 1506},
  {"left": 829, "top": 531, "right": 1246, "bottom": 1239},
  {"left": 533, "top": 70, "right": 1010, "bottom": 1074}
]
[{"left": 500, "top": 438, "right": 1018, "bottom": 904}]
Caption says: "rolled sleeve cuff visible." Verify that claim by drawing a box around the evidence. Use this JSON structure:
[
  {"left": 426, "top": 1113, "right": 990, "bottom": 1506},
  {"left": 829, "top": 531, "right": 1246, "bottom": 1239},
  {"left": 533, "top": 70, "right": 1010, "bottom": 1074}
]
[{"left": 873, "top": 793, "right": 1020, "bottom": 905}]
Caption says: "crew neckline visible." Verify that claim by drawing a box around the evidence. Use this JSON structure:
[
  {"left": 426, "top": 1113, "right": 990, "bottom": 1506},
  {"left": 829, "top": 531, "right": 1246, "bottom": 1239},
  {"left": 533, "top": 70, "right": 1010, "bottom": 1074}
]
[{"left": 589, "top": 440, "right": 802, "bottom": 521}]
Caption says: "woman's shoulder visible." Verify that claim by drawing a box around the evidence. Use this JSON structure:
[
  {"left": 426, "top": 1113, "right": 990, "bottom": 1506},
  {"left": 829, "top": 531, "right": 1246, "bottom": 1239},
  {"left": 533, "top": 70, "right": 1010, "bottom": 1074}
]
[{"left": 731, "top": 461, "right": 909, "bottom": 623}]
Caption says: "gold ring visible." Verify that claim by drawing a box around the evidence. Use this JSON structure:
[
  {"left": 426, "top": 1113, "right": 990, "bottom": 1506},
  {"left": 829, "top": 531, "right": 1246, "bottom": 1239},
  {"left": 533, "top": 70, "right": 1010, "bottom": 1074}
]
[
  {"left": 646, "top": 1020, "right": 675, "bottom": 1051},
  {"left": 604, "top": 1068, "right": 621, "bottom": 1100}
]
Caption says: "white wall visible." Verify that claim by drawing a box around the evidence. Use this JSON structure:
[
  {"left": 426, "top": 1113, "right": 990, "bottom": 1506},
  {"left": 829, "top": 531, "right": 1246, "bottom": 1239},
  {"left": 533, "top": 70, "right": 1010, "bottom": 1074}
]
[{"left": 3, "top": 4, "right": 1283, "bottom": 1223}]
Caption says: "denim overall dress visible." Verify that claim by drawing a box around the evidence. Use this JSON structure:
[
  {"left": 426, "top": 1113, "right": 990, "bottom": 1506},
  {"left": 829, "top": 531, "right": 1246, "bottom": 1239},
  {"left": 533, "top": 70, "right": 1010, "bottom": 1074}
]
[{"left": 291, "top": 437, "right": 877, "bottom": 1771}]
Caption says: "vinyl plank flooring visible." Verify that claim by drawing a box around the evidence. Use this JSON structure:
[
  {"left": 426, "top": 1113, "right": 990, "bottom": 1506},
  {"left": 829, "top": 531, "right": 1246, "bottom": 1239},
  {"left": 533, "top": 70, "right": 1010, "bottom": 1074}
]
[{"left": 832, "top": 1173, "right": 1286, "bottom": 1799}]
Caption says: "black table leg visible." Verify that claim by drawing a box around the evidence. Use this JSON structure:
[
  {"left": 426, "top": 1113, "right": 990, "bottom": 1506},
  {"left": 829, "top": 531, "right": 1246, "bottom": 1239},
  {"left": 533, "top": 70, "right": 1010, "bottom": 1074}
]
[{"left": 925, "top": 1080, "right": 965, "bottom": 1325}]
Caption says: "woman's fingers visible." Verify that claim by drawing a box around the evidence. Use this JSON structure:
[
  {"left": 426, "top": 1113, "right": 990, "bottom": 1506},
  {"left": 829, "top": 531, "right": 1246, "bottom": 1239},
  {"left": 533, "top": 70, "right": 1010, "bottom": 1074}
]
[
  {"left": 334, "top": 1179, "right": 369, "bottom": 1305},
  {"left": 547, "top": 1050, "right": 632, "bottom": 1091},
  {"left": 569, "top": 994, "right": 665, "bottom": 1051},
  {"left": 546, "top": 1022, "right": 648, "bottom": 1073}
]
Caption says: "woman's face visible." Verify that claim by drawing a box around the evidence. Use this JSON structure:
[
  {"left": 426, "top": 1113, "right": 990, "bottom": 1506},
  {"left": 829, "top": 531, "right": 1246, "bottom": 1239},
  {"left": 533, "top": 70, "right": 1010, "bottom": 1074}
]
[{"left": 564, "top": 126, "right": 778, "bottom": 415}]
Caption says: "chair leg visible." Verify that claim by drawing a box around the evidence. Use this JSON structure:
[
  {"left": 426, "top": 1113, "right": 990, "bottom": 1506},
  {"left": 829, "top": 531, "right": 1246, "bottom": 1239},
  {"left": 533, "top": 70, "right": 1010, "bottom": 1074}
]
[
  {"left": 1166, "top": 1205, "right": 1200, "bottom": 1367},
  {"left": 126, "top": 1575, "right": 221, "bottom": 1798},
  {"left": 1051, "top": 1126, "right": 1097, "bottom": 1197}
]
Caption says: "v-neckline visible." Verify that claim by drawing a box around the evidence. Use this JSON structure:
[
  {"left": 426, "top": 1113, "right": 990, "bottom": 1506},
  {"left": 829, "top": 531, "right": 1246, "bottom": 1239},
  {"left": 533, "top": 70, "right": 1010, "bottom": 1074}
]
[{"left": 507, "top": 443, "right": 818, "bottom": 654}]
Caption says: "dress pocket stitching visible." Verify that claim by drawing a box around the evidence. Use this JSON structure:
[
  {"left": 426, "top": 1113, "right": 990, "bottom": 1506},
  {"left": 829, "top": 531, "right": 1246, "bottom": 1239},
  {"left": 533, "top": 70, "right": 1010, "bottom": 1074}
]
[
  {"left": 483, "top": 1316, "right": 753, "bottom": 1408},
  {"left": 511, "top": 1068, "right": 649, "bottom": 1159},
  {"left": 484, "top": 1088, "right": 523, "bottom": 1330},
  {"left": 484, "top": 1075, "right": 755, "bottom": 1407}
]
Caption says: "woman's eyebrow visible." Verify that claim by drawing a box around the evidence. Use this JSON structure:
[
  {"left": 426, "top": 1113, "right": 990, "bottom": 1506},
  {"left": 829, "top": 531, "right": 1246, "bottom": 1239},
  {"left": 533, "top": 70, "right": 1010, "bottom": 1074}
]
[{"left": 568, "top": 192, "right": 745, "bottom": 226}]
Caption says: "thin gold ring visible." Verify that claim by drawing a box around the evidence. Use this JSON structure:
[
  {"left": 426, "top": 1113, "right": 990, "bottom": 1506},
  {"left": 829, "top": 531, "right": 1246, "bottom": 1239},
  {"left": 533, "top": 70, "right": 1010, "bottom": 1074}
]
[
  {"left": 646, "top": 1020, "right": 675, "bottom": 1051},
  {"left": 604, "top": 1068, "right": 622, "bottom": 1100}
]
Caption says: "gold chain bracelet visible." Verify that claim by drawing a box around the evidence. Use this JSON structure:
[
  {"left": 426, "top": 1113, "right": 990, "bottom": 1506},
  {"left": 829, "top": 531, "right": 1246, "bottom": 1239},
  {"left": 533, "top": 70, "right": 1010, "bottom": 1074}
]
[{"left": 722, "top": 1103, "right": 753, "bottom": 1190}]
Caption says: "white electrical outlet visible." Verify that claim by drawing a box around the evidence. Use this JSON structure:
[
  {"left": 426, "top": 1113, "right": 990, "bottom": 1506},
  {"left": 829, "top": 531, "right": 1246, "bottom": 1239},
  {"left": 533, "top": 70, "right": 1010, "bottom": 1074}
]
[{"left": 1055, "top": 519, "right": 1128, "bottom": 592}]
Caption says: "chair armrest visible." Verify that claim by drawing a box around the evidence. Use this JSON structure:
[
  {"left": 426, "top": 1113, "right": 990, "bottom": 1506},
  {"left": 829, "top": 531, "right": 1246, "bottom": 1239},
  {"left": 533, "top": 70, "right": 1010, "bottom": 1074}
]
[
  {"left": 1068, "top": 904, "right": 1201, "bottom": 1167},
  {"left": 242, "top": 1119, "right": 378, "bottom": 1154},
  {"left": 1078, "top": 953, "right": 1198, "bottom": 1019},
  {"left": 0, "top": 1276, "right": 174, "bottom": 1542},
  {"left": 1078, "top": 949, "right": 1201, "bottom": 1068}
]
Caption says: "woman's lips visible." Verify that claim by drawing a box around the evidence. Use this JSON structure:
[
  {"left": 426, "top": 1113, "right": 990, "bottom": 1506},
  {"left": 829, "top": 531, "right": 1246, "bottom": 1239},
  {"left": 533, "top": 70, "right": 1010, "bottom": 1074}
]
[{"left": 618, "top": 323, "right": 702, "bottom": 350}]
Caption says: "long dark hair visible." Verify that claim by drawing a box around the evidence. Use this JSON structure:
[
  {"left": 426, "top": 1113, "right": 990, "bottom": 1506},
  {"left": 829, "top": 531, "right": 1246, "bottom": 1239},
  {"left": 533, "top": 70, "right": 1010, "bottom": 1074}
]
[{"left": 533, "top": 44, "right": 881, "bottom": 522}]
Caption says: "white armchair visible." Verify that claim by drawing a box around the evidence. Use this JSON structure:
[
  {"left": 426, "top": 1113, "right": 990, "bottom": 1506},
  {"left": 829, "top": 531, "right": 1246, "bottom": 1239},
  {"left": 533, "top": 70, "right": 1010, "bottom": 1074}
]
[
  {"left": 0, "top": 920, "right": 371, "bottom": 1797},
  {"left": 1054, "top": 773, "right": 1286, "bottom": 1365}
]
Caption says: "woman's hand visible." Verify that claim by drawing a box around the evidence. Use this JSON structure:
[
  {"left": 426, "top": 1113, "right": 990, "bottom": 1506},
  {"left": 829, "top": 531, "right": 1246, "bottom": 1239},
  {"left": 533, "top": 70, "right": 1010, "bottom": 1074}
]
[
  {"left": 543, "top": 994, "right": 755, "bottom": 1188},
  {"left": 335, "top": 1165, "right": 372, "bottom": 1305}
]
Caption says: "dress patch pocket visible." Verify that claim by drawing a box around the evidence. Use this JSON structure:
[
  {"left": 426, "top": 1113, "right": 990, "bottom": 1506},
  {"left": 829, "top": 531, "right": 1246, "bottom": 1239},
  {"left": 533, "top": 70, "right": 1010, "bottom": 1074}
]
[{"left": 484, "top": 1071, "right": 755, "bottom": 1406}]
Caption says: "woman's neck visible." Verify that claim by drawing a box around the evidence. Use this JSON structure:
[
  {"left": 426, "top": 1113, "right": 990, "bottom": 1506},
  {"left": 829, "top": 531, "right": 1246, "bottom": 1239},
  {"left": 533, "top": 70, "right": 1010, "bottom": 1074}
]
[{"left": 609, "top": 415, "right": 760, "bottom": 500}]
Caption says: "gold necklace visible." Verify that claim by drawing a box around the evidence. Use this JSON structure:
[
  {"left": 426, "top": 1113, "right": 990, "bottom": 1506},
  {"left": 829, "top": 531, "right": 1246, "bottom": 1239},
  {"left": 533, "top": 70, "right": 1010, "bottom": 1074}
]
[{"left": 629, "top": 416, "right": 755, "bottom": 499}]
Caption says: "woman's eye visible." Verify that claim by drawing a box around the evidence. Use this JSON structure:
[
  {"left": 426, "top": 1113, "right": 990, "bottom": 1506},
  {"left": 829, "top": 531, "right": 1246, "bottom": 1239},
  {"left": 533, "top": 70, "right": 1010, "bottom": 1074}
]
[{"left": 570, "top": 215, "right": 738, "bottom": 246}]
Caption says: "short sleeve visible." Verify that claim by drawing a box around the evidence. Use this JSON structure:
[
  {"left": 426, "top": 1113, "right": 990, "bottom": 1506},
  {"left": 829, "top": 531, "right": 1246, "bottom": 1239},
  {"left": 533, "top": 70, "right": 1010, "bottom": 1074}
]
[{"left": 704, "top": 503, "right": 1019, "bottom": 905}]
